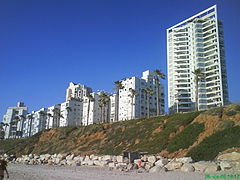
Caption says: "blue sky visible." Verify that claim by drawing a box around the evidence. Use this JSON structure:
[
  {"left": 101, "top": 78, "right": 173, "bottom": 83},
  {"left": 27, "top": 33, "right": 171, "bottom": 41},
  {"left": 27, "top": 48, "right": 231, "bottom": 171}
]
[{"left": 0, "top": 0, "right": 239, "bottom": 119}]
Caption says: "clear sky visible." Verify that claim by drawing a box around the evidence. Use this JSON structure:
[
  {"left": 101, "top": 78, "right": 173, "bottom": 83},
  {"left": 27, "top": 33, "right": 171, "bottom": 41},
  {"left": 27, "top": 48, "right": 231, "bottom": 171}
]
[{"left": 0, "top": 0, "right": 239, "bottom": 120}]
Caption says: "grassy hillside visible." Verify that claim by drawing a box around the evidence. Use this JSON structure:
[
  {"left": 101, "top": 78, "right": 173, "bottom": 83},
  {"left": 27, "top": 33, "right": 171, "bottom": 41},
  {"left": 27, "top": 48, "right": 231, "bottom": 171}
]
[{"left": 1, "top": 104, "right": 240, "bottom": 161}]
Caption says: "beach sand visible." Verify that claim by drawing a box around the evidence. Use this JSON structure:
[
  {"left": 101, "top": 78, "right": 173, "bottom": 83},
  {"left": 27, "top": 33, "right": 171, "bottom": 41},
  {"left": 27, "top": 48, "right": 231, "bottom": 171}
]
[{"left": 6, "top": 163, "right": 237, "bottom": 180}]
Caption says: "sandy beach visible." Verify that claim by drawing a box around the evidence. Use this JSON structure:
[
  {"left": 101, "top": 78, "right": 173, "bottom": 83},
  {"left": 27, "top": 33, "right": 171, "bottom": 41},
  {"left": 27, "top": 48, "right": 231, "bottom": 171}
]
[{"left": 5, "top": 163, "right": 231, "bottom": 180}]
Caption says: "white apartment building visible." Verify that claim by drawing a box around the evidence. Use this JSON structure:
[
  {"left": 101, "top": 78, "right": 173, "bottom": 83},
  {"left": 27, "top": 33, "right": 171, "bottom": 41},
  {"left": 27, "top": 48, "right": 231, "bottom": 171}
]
[
  {"left": 60, "top": 100, "right": 83, "bottom": 127},
  {"left": 46, "top": 104, "right": 61, "bottom": 129},
  {"left": 109, "top": 94, "right": 117, "bottom": 123},
  {"left": 82, "top": 92, "right": 109, "bottom": 125},
  {"left": 2, "top": 102, "right": 28, "bottom": 139},
  {"left": 27, "top": 108, "right": 48, "bottom": 136},
  {"left": 66, "top": 82, "right": 92, "bottom": 101},
  {"left": 118, "top": 70, "right": 164, "bottom": 121},
  {"left": 167, "top": 5, "right": 229, "bottom": 113}
]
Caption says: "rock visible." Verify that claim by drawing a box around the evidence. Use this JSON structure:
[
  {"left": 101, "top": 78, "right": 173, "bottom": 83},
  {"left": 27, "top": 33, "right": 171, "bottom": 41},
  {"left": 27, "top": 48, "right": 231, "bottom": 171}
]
[
  {"left": 60, "top": 160, "right": 67, "bottom": 165},
  {"left": 66, "top": 154, "right": 75, "bottom": 161},
  {"left": 66, "top": 160, "right": 76, "bottom": 166},
  {"left": 193, "top": 161, "right": 220, "bottom": 173},
  {"left": 102, "top": 155, "right": 112, "bottom": 161},
  {"left": 108, "top": 162, "right": 116, "bottom": 168},
  {"left": 47, "top": 160, "right": 54, "bottom": 165},
  {"left": 141, "top": 155, "right": 148, "bottom": 162},
  {"left": 126, "top": 163, "right": 133, "bottom": 170},
  {"left": 123, "top": 157, "right": 129, "bottom": 163},
  {"left": 217, "top": 152, "right": 240, "bottom": 161},
  {"left": 90, "top": 154, "right": 99, "bottom": 160},
  {"left": 181, "top": 163, "right": 195, "bottom": 172},
  {"left": 155, "top": 159, "right": 169, "bottom": 167},
  {"left": 149, "top": 166, "right": 164, "bottom": 173},
  {"left": 137, "top": 167, "right": 146, "bottom": 173},
  {"left": 175, "top": 157, "right": 193, "bottom": 163},
  {"left": 55, "top": 158, "right": 61, "bottom": 164},
  {"left": 86, "top": 160, "right": 94, "bottom": 166},
  {"left": 85, "top": 156, "right": 90, "bottom": 161},
  {"left": 205, "top": 164, "right": 220, "bottom": 173},
  {"left": 116, "top": 156, "right": 124, "bottom": 163},
  {"left": 148, "top": 156, "right": 156, "bottom": 164},
  {"left": 165, "top": 161, "right": 183, "bottom": 170},
  {"left": 144, "top": 163, "right": 153, "bottom": 171},
  {"left": 219, "top": 161, "right": 232, "bottom": 170},
  {"left": 93, "top": 160, "right": 108, "bottom": 167},
  {"left": 56, "top": 154, "right": 66, "bottom": 160}
]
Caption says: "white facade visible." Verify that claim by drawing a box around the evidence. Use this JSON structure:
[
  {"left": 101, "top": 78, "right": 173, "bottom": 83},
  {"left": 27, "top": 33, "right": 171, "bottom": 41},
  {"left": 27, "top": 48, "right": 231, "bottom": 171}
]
[
  {"left": 82, "top": 92, "right": 109, "bottom": 125},
  {"left": 167, "top": 5, "right": 229, "bottom": 112},
  {"left": 60, "top": 100, "right": 83, "bottom": 127},
  {"left": 46, "top": 104, "right": 61, "bottom": 129},
  {"left": 109, "top": 94, "right": 117, "bottom": 123},
  {"left": 30, "top": 108, "right": 48, "bottom": 136},
  {"left": 66, "top": 82, "right": 92, "bottom": 101},
  {"left": 2, "top": 102, "right": 28, "bottom": 139},
  {"left": 118, "top": 70, "right": 164, "bottom": 121}
]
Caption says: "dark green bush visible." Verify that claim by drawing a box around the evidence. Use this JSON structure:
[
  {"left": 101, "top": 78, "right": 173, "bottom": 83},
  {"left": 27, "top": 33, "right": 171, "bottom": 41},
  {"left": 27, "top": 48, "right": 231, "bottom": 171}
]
[
  {"left": 217, "top": 120, "right": 235, "bottom": 130},
  {"left": 187, "top": 126, "right": 240, "bottom": 161},
  {"left": 225, "top": 110, "right": 237, "bottom": 116},
  {"left": 167, "top": 123, "right": 205, "bottom": 153},
  {"left": 205, "top": 107, "right": 223, "bottom": 117}
]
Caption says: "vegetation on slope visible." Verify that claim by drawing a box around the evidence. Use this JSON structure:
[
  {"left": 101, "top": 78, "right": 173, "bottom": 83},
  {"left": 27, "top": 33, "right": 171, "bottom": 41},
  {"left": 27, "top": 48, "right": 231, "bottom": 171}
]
[
  {"left": 187, "top": 126, "right": 240, "bottom": 161},
  {"left": 0, "top": 104, "right": 240, "bottom": 161}
]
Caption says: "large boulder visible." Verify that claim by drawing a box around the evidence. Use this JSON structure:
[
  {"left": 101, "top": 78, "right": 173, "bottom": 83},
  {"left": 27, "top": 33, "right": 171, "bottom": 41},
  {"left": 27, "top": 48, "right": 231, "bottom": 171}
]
[
  {"left": 93, "top": 160, "right": 108, "bottom": 167},
  {"left": 66, "top": 154, "right": 75, "bottom": 161},
  {"left": 149, "top": 166, "right": 167, "bottom": 173},
  {"left": 219, "top": 161, "right": 232, "bottom": 170},
  {"left": 181, "top": 163, "right": 195, "bottom": 172},
  {"left": 116, "top": 156, "right": 124, "bottom": 163},
  {"left": 175, "top": 157, "right": 193, "bottom": 163},
  {"left": 165, "top": 161, "right": 183, "bottom": 171},
  {"left": 155, "top": 159, "right": 169, "bottom": 167},
  {"left": 147, "top": 156, "right": 157, "bottom": 164},
  {"left": 102, "top": 155, "right": 112, "bottom": 161},
  {"left": 217, "top": 152, "right": 240, "bottom": 161},
  {"left": 193, "top": 161, "right": 220, "bottom": 173}
]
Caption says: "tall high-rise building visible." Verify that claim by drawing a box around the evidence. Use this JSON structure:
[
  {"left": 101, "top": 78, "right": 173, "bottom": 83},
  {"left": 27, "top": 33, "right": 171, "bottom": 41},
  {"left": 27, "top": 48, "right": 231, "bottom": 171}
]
[{"left": 167, "top": 5, "right": 229, "bottom": 112}]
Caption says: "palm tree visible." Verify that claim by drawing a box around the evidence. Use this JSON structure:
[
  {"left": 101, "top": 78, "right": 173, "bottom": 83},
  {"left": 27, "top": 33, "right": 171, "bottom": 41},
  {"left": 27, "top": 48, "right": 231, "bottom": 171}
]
[
  {"left": 52, "top": 108, "right": 63, "bottom": 128},
  {"left": 114, "top": 81, "right": 124, "bottom": 121},
  {"left": 65, "top": 107, "right": 72, "bottom": 126},
  {"left": 39, "top": 111, "right": 47, "bottom": 130},
  {"left": 144, "top": 87, "right": 154, "bottom": 118},
  {"left": 86, "top": 94, "right": 95, "bottom": 125},
  {"left": 46, "top": 113, "right": 53, "bottom": 129},
  {"left": 154, "top": 69, "right": 166, "bottom": 116},
  {"left": 98, "top": 92, "right": 110, "bottom": 123},
  {"left": 192, "top": 68, "right": 205, "bottom": 111},
  {"left": 128, "top": 88, "right": 138, "bottom": 119},
  {"left": 27, "top": 114, "right": 34, "bottom": 137}
]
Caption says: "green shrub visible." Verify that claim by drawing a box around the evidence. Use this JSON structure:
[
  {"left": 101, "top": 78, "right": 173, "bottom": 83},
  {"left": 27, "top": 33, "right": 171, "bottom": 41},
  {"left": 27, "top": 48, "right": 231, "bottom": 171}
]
[
  {"left": 167, "top": 123, "right": 205, "bottom": 153},
  {"left": 225, "top": 110, "right": 237, "bottom": 116},
  {"left": 205, "top": 107, "right": 223, "bottom": 117},
  {"left": 187, "top": 126, "right": 240, "bottom": 161},
  {"left": 217, "top": 120, "right": 235, "bottom": 130},
  {"left": 234, "top": 105, "right": 240, "bottom": 111}
]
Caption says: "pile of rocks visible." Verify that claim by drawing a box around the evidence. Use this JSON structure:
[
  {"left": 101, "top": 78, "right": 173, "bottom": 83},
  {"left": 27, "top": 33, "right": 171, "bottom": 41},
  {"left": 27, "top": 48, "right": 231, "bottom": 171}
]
[{"left": 1, "top": 152, "right": 240, "bottom": 173}]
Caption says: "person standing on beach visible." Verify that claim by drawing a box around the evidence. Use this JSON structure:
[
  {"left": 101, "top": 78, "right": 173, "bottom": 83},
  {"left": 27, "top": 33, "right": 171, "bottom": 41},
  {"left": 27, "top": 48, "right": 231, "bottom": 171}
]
[{"left": 0, "top": 159, "right": 9, "bottom": 180}]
